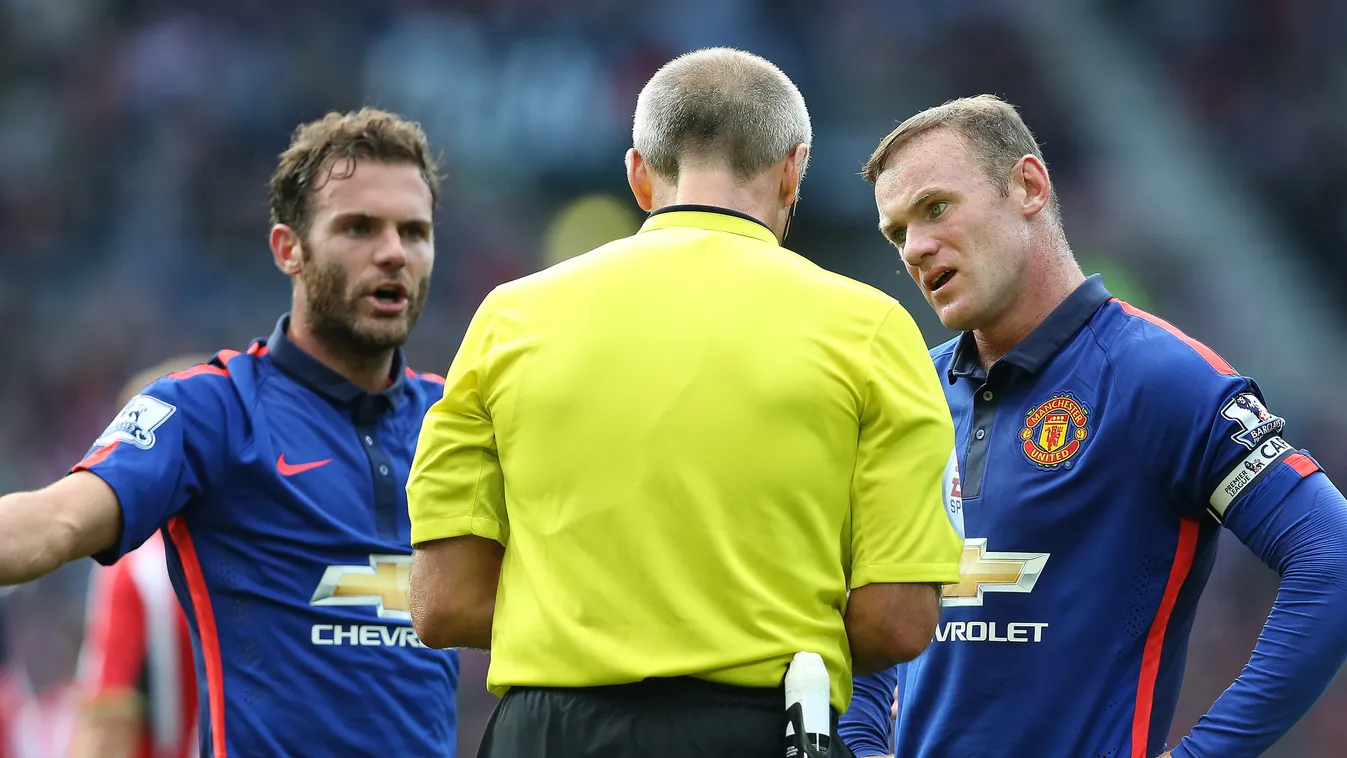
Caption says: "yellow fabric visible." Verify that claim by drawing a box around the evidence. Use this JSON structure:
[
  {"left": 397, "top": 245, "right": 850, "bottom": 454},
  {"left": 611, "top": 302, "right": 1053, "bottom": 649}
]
[{"left": 407, "top": 209, "right": 962, "bottom": 712}]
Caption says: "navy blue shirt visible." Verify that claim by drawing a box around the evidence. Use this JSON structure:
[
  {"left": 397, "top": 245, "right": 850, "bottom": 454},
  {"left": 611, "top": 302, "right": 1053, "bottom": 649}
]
[
  {"left": 74, "top": 315, "right": 460, "bottom": 757},
  {"left": 841, "top": 276, "right": 1325, "bottom": 757}
]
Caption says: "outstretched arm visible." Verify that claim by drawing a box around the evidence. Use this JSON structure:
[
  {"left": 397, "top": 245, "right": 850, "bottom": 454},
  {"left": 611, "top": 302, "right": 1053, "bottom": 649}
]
[{"left": 0, "top": 472, "right": 121, "bottom": 586}]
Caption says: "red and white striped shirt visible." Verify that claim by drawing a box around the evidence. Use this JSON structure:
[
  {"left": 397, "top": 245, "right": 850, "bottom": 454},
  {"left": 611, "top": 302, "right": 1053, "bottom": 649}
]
[
  {"left": 0, "top": 674, "right": 77, "bottom": 758},
  {"left": 76, "top": 532, "right": 198, "bottom": 758}
]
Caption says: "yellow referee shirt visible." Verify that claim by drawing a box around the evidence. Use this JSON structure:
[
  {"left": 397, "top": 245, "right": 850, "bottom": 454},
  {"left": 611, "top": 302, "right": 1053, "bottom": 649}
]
[{"left": 407, "top": 207, "right": 962, "bottom": 712}]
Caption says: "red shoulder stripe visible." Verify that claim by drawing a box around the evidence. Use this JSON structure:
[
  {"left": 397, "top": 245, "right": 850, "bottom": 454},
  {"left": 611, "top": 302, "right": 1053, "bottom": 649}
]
[
  {"left": 405, "top": 366, "right": 446, "bottom": 385},
  {"left": 165, "top": 344, "right": 269, "bottom": 380},
  {"left": 72, "top": 442, "right": 120, "bottom": 473},
  {"left": 167, "top": 349, "right": 238, "bottom": 380},
  {"left": 166, "top": 364, "right": 227, "bottom": 380},
  {"left": 1113, "top": 299, "right": 1237, "bottom": 376}
]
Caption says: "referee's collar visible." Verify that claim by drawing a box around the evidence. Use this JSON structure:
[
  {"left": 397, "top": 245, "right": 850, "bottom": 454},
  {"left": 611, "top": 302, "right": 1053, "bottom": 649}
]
[{"left": 639, "top": 205, "right": 779, "bottom": 246}]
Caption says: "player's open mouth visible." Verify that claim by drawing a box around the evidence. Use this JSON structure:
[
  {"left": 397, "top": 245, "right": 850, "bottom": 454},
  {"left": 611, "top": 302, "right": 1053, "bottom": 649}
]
[
  {"left": 369, "top": 285, "right": 408, "bottom": 314},
  {"left": 927, "top": 268, "right": 956, "bottom": 292}
]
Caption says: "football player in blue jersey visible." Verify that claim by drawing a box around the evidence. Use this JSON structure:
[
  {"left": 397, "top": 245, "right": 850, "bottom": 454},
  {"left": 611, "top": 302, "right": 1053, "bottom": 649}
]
[
  {"left": 839, "top": 94, "right": 1347, "bottom": 758},
  {"left": 0, "top": 108, "right": 462, "bottom": 757}
]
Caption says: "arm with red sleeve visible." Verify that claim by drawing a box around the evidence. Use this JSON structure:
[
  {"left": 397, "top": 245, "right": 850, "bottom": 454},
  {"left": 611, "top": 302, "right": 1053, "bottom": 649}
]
[
  {"left": 77, "top": 559, "right": 149, "bottom": 708},
  {"left": 0, "top": 359, "right": 234, "bottom": 583},
  {"left": 839, "top": 665, "right": 898, "bottom": 757},
  {"left": 67, "top": 559, "right": 149, "bottom": 758},
  {"left": 1120, "top": 331, "right": 1347, "bottom": 758}
]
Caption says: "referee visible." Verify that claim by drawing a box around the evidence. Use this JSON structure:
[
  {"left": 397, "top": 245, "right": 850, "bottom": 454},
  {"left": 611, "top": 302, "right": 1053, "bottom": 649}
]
[{"left": 405, "top": 47, "right": 964, "bottom": 758}]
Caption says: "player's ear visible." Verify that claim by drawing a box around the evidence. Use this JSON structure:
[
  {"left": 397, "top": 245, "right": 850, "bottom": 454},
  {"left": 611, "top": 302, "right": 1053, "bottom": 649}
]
[
  {"left": 626, "top": 148, "right": 654, "bottom": 213},
  {"left": 270, "top": 224, "right": 303, "bottom": 277},
  {"left": 1014, "top": 154, "right": 1051, "bottom": 218}
]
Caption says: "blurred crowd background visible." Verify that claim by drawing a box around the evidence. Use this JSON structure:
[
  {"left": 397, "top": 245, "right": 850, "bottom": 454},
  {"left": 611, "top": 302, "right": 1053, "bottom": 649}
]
[{"left": 1, "top": 0, "right": 1344, "bottom": 755}]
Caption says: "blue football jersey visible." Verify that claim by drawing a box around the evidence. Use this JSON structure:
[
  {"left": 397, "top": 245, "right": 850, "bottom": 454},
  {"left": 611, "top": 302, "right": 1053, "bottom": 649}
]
[
  {"left": 73, "top": 315, "right": 460, "bottom": 757},
  {"left": 849, "top": 276, "right": 1321, "bottom": 758}
]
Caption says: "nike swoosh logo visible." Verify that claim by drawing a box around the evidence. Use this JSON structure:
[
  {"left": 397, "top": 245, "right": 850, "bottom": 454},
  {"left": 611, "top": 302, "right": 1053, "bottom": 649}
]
[{"left": 277, "top": 454, "right": 334, "bottom": 476}]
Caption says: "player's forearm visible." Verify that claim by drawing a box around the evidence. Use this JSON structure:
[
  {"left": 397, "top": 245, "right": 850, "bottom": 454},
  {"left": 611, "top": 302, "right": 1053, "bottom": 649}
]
[
  {"left": 0, "top": 474, "right": 121, "bottom": 586},
  {"left": 1175, "top": 474, "right": 1347, "bottom": 758},
  {"left": 1172, "top": 573, "right": 1347, "bottom": 758},
  {"left": 838, "top": 668, "right": 899, "bottom": 757},
  {"left": 0, "top": 489, "right": 83, "bottom": 585}
]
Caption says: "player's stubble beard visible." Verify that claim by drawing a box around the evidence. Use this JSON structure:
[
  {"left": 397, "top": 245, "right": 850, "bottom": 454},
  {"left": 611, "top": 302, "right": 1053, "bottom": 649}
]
[{"left": 299, "top": 245, "right": 431, "bottom": 374}]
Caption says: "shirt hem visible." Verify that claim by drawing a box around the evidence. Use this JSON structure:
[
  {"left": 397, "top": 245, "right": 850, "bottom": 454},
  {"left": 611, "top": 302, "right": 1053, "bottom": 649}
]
[
  {"left": 850, "top": 562, "right": 960, "bottom": 588},
  {"left": 410, "top": 515, "right": 506, "bottom": 546}
]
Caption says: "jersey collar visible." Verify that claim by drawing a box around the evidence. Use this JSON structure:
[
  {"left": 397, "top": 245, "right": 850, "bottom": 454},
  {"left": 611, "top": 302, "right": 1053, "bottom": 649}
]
[
  {"left": 948, "top": 274, "right": 1112, "bottom": 382},
  {"left": 638, "top": 204, "right": 779, "bottom": 246},
  {"left": 265, "top": 313, "right": 409, "bottom": 413}
]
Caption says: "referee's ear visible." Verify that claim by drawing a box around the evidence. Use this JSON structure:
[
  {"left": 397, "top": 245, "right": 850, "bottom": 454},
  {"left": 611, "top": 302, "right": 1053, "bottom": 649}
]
[
  {"left": 780, "top": 143, "right": 809, "bottom": 208},
  {"left": 625, "top": 148, "right": 654, "bottom": 212}
]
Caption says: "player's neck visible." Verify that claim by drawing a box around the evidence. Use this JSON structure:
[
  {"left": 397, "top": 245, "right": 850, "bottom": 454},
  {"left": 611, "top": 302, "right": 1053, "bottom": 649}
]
[
  {"left": 286, "top": 314, "right": 395, "bottom": 395},
  {"left": 659, "top": 171, "right": 785, "bottom": 240},
  {"left": 973, "top": 249, "right": 1085, "bottom": 371}
]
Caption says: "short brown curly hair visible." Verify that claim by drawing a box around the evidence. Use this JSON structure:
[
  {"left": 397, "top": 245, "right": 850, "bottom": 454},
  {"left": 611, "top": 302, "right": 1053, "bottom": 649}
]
[{"left": 268, "top": 107, "right": 441, "bottom": 237}]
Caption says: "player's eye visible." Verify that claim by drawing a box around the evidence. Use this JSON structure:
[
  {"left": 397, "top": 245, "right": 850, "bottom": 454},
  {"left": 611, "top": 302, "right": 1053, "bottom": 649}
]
[
  {"left": 928, "top": 201, "right": 949, "bottom": 219},
  {"left": 346, "top": 218, "right": 373, "bottom": 237},
  {"left": 400, "top": 224, "right": 429, "bottom": 241},
  {"left": 893, "top": 227, "right": 907, "bottom": 248}
]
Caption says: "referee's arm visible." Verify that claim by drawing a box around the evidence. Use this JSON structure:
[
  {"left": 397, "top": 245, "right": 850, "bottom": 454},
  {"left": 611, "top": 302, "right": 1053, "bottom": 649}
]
[
  {"left": 406, "top": 291, "right": 508, "bottom": 651},
  {"left": 845, "top": 305, "right": 963, "bottom": 675}
]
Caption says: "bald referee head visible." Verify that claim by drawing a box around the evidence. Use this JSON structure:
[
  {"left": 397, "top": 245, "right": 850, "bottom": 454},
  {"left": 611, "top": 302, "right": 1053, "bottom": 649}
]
[
  {"left": 625, "top": 47, "right": 811, "bottom": 243},
  {"left": 406, "top": 47, "right": 963, "bottom": 758}
]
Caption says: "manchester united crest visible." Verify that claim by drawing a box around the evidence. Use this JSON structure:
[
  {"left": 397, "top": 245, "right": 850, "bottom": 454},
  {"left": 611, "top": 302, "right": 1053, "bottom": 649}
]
[{"left": 1020, "top": 393, "right": 1090, "bottom": 469}]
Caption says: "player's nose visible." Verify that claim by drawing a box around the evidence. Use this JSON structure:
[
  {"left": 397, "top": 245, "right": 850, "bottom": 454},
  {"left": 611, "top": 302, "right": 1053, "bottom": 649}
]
[
  {"left": 900, "top": 228, "right": 940, "bottom": 268},
  {"left": 372, "top": 226, "right": 408, "bottom": 269}
]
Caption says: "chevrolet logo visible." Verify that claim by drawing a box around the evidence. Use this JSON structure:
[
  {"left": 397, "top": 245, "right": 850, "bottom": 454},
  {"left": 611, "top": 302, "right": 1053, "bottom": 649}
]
[
  {"left": 310, "top": 554, "right": 412, "bottom": 621},
  {"left": 941, "top": 539, "right": 1049, "bottom": 608}
]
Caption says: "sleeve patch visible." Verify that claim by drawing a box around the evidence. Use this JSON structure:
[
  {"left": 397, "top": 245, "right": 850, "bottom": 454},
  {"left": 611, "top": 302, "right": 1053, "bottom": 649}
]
[
  {"left": 94, "top": 395, "right": 178, "bottom": 450},
  {"left": 1220, "top": 393, "right": 1286, "bottom": 451},
  {"left": 1210, "top": 436, "right": 1294, "bottom": 518},
  {"left": 943, "top": 450, "right": 965, "bottom": 539}
]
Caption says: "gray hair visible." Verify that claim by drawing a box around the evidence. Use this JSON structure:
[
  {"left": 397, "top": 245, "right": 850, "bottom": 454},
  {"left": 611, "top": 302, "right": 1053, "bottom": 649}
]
[{"left": 632, "top": 47, "right": 812, "bottom": 182}]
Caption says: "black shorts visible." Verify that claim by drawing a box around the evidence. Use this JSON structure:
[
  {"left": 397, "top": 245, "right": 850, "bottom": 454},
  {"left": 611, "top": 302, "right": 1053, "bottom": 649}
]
[{"left": 475, "top": 676, "right": 857, "bottom": 758}]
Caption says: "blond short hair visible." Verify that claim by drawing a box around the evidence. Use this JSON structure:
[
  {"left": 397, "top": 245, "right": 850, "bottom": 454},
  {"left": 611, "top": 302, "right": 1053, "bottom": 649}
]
[{"left": 633, "top": 47, "right": 811, "bottom": 182}]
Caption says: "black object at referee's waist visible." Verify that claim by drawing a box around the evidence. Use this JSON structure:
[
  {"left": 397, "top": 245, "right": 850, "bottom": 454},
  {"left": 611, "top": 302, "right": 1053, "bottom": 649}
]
[{"left": 513, "top": 676, "right": 782, "bottom": 712}]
